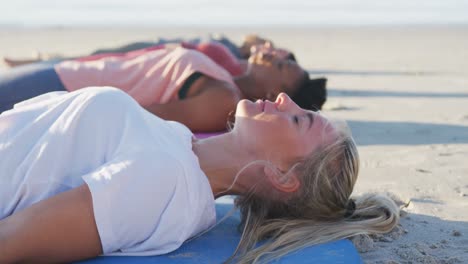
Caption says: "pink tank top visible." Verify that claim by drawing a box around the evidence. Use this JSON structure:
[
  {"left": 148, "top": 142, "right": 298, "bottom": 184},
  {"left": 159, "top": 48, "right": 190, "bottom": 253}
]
[{"left": 54, "top": 47, "right": 237, "bottom": 107}]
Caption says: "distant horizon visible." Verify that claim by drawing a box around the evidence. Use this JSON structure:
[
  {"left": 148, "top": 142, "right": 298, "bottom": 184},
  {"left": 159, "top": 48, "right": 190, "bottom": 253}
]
[
  {"left": 1, "top": 23, "right": 468, "bottom": 30},
  {"left": 2, "top": 0, "right": 468, "bottom": 27}
]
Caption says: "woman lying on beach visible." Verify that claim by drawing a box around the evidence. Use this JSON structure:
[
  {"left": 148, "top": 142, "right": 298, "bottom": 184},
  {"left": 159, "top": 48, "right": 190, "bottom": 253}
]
[
  {"left": 3, "top": 34, "right": 293, "bottom": 68},
  {"left": 83, "top": 34, "right": 292, "bottom": 61},
  {"left": 3, "top": 35, "right": 294, "bottom": 78},
  {"left": 0, "top": 45, "right": 327, "bottom": 132},
  {"left": 0, "top": 88, "right": 398, "bottom": 263},
  {"left": 57, "top": 38, "right": 290, "bottom": 78}
]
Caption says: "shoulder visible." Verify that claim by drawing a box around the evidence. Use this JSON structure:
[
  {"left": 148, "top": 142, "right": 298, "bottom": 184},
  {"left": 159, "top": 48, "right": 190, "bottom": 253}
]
[
  {"left": 141, "top": 151, "right": 185, "bottom": 176},
  {"left": 189, "top": 76, "right": 240, "bottom": 105},
  {"left": 83, "top": 150, "right": 192, "bottom": 254},
  {"left": 204, "top": 78, "right": 240, "bottom": 102},
  {"left": 59, "top": 87, "right": 145, "bottom": 131},
  {"left": 85, "top": 150, "right": 185, "bottom": 188},
  {"left": 122, "top": 151, "right": 186, "bottom": 194},
  {"left": 72, "top": 86, "right": 130, "bottom": 100},
  {"left": 73, "top": 86, "right": 139, "bottom": 109}
]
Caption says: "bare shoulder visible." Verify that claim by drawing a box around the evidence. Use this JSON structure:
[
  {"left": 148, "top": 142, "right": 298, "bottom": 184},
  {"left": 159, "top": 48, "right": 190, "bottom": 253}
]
[{"left": 187, "top": 75, "right": 241, "bottom": 102}]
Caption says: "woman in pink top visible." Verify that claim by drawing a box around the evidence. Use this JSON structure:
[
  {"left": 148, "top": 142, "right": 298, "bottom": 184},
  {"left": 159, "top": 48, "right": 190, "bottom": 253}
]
[
  {"left": 0, "top": 46, "right": 327, "bottom": 132},
  {"left": 64, "top": 39, "right": 293, "bottom": 79},
  {"left": 73, "top": 41, "right": 245, "bottom": 77},
  {"left": 3, "top": 34, "right": 295, "bottom": 72}
]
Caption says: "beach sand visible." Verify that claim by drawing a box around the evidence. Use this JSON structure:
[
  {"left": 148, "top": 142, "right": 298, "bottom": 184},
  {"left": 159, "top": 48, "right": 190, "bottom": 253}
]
[{"left": 1, "top": 25, "right": 468, "bottom": 263}]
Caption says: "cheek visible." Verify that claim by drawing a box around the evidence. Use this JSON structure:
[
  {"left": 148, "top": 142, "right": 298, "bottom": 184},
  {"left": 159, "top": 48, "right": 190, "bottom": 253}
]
[
  {"left": 302, "top": 138, "right": 322, "bottom": 158},
  {"left": 271, "top": 136, "right": 305, "bottom": 166},
  {"left": 270, "top": 125, "right": 297, "bottom": 146}
]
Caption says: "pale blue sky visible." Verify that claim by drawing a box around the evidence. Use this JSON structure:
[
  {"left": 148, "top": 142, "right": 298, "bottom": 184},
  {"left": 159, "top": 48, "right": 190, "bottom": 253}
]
[{"left": 2, "top": 0, "right": 468, "bottom": 26}]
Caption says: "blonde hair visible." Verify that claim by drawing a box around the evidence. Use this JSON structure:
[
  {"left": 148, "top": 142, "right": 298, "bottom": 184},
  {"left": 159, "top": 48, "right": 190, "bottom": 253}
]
[{"left": 227, "top": 121, "right": 399, "bottom": 263}]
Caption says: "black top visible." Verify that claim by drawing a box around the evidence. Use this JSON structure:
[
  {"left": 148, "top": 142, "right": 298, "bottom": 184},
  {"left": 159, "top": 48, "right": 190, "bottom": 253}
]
[{"left": 178, "top": 72, "right": 204, "bottom": 99}]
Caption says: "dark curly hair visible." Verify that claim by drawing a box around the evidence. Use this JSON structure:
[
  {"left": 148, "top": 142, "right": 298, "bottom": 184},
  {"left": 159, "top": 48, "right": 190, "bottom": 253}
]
[{"left": 291, "top": 74, "right": 327, "bottom": 111}]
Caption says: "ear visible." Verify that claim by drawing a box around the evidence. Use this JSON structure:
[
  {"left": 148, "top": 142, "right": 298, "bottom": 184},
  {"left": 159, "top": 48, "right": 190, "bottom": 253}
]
[{"left": 263, "top": 165, "right": 300, "bottom": 193}]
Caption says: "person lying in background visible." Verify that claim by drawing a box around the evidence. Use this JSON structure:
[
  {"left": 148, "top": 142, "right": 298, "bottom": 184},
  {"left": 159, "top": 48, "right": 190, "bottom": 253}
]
[
  {"left": 0, "top": 45, "right": 327, "bottom": 132},
  {"left": 3, "top": 34, "right": 295, "bottom": 68},
  {"left": 0, "top": 88, "right": 399, "bottom": 263},
  {"left": 87, "top": 33, "right": 287, "bottom": 61},
  {"left": 71, "top": 39, "right": 293, "bottom": 78}
]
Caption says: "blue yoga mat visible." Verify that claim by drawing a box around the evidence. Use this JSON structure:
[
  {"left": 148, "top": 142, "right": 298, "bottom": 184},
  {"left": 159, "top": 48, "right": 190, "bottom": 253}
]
[{"left": 78, "top": 203, "right": 362, "bottom": 264}]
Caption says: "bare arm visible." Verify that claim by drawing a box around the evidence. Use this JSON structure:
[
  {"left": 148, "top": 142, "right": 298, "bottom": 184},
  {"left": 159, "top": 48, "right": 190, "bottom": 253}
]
[
  {"left": 0, "top": 184, "right": 102, "bottom": 263},
  {"left": 145, "top": 79, "right": 240, "bottom": 132}
]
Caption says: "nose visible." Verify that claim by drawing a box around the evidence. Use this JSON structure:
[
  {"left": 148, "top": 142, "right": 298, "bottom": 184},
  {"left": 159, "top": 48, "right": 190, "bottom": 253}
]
[{"left": 275, "top": 93, "right": 293, "bottom": 111}]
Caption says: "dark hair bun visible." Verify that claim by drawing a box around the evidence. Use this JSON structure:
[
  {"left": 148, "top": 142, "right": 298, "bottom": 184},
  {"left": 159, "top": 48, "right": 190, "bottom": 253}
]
[{"left": 292, "top": 77, "right": 327, "bottom": 111}]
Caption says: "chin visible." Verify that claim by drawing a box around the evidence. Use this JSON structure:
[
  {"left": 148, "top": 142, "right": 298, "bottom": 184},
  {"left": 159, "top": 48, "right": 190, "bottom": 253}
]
[
  {"left": 235, "top": 99, "right": 248, "bottom": 118},
  {"left": 235, "top": 99, "right": 252, "bottom": 117},
  {"left": 236, "top": 99, "right": 252, "bottom": 109}
]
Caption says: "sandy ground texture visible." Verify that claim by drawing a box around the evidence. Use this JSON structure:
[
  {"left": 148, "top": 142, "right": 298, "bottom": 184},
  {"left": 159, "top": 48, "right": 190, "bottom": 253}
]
[{"left": 1, "top": 25, "right": 467, "bottom": 263}]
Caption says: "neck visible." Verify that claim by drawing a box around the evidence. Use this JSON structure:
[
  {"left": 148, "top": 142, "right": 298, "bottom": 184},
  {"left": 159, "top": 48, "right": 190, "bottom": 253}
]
[
  {"left": 234, "top": 66, "right": 257, "bottom": 100},
  {"left": 192, "top": 132, "right": 257, "bottom": 198},
  {"left": 238, "top": 60, "right": 250, "bottom": 76}
]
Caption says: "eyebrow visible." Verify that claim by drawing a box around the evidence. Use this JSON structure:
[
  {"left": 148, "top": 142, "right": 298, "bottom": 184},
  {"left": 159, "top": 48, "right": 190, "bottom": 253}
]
[{"left": 306, "top": 112, "right": 314, "bottom": 130}]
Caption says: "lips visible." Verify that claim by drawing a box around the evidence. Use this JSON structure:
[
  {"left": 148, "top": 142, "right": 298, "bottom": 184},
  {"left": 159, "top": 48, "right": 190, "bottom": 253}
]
[
  {"left": 255, "top": 100, "right": 265, "bottom": 112},
  {"left": 264, "top": 100, "right": 281, "bottom": 113},
  {"left": 260, "top": 101, "right": 265, "bottom": 112}
]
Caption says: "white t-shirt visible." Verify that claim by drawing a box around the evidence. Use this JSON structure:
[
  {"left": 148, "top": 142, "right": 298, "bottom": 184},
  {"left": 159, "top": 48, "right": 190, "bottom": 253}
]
[{"left": 0, "top": 87, "right": 216, "bottom": 256}]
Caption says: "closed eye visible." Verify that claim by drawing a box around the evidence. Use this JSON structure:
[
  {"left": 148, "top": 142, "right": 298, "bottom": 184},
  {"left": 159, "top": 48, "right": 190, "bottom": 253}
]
[
  {"left": 293, "top": 116, "right": 299, "bottom": 124},
  {"left": 307, "top": 112, "right": 314, "bottom": 130}
]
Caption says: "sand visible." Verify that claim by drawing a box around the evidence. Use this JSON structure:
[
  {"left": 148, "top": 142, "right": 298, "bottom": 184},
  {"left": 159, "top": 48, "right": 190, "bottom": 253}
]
[{"left": 1, "top": 25, "right": 468, "bottom": 263}]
